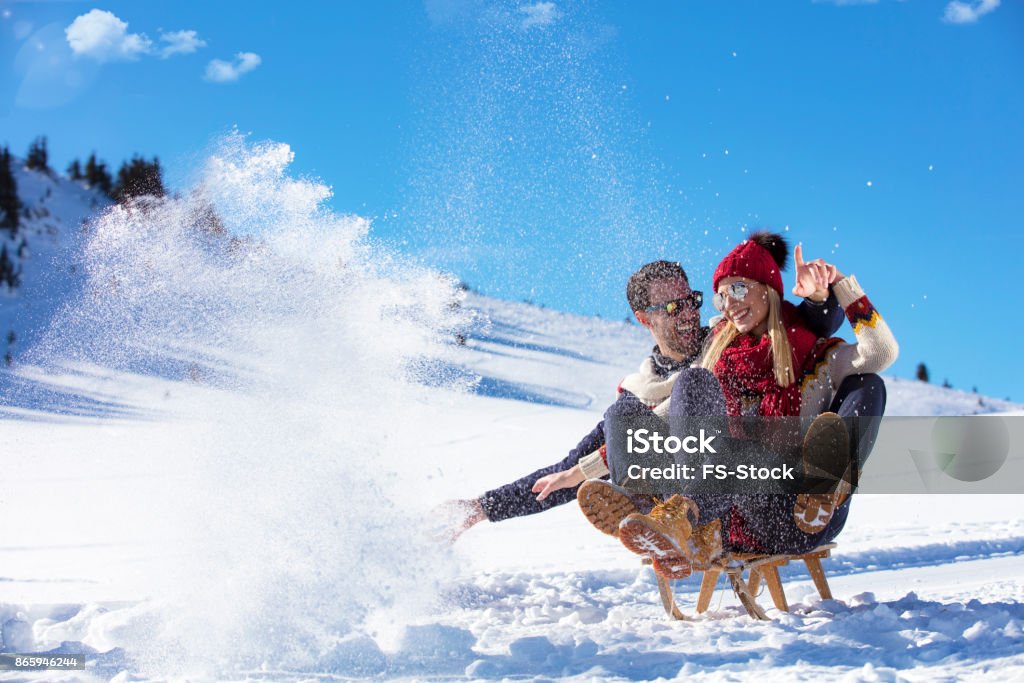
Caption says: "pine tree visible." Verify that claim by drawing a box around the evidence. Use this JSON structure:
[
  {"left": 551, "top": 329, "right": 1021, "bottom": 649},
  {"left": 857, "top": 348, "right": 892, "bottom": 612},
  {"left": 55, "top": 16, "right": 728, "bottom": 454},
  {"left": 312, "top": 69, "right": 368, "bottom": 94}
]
[
  {"left": 0, "top": 146, "right": 20, "bottom": 234},
  {"left": 84, "top": 153, "right": 113, "bottom": 197},
  {"left": 25, "top": 136, "right": 50, "bottom": 174},
  {"left": 112, "top": 155, "right": 165, "bottom": 202},
  {"left": 0, "top": 243, "right": 21, "bottom": 290},
  {"left": 67, "top": 159, "right": 84, "bottom": 181},
  {"left": 915, "top": 362, "right": 929, "bottom": 383}
]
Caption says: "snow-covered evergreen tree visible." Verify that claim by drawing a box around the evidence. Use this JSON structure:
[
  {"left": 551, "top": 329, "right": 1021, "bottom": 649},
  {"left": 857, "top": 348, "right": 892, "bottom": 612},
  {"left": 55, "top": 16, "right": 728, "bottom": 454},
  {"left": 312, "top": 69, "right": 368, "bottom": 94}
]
[
  {"left": 0, "top": 146, "right": 19, "bottom": 234},
  {"left": 25, "top": 136, "right": 50, "bottom": 175}
]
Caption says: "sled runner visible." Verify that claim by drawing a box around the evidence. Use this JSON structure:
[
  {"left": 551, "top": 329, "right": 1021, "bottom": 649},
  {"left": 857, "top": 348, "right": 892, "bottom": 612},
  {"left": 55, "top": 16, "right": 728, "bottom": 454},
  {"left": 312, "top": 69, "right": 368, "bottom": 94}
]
[{"left": 643, "top": 542, "right": 837, "bottom": 621}]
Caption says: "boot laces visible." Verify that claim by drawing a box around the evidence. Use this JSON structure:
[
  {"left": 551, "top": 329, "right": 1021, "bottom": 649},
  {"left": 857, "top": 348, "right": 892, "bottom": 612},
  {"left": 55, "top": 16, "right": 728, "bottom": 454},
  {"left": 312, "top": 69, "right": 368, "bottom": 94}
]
[{"left": 648, "top": 495, "right": 697, "bottom": 528}]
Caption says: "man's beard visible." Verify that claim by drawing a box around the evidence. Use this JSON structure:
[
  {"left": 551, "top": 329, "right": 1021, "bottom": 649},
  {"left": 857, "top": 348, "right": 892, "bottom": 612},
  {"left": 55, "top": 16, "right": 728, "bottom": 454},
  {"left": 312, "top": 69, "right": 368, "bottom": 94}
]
[{"left": 663, "top": 322, "right": 699, "bottom": 358}]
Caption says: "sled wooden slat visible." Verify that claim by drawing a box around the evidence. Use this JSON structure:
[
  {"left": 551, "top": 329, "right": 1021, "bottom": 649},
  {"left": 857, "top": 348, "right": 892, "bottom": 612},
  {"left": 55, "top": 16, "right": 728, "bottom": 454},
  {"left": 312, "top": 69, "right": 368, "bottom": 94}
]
[
  {"left": 747, "top": 567, "right": 762, "bottom": 596},
  {"left": 643, "top": 543, "right": 837, "bottom": 621},
  {"left": 655, "top": 572, "right": 689, "bottom": 621},
  {"left": 696, "top": 568, "right": 720, "bottom": 613},
  {"left": 763, "top": 565, "right": 788, "bottom": 612},
  {"left": 804, "top": 555, "right": 833, "bottom": 600}
]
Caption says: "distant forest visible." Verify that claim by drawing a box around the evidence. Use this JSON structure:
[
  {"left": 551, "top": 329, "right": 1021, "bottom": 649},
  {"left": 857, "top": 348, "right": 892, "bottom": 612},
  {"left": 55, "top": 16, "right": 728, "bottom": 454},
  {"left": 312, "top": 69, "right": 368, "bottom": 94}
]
[{"left": 0, "top": 135, "right": 166, "bottom": 292}]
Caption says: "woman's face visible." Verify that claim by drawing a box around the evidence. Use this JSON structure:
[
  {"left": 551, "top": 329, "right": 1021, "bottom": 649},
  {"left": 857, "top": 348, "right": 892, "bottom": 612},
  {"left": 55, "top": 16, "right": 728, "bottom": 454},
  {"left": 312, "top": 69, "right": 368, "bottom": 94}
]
[{"left": 716, "top": 276, "right": 770, "bottom": 335}]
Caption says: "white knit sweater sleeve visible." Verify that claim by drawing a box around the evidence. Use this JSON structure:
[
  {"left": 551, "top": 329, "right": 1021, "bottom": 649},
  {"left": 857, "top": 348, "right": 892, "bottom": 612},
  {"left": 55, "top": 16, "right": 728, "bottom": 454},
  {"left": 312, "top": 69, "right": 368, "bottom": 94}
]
[
  {"left": 578, "top": 449, "right": 610, "bottom": 479},
  {"left": 823, "top": 274, "right": 899, "bottom": 380}
]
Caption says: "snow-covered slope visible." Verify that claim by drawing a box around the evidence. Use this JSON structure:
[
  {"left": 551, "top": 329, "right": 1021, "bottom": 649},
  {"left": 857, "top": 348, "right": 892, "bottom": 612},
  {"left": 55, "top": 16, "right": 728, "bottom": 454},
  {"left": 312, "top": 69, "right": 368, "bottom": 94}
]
[
  {"left": 1, "top": 156, "right": 1022, "bottom": 681},
  {"left": 0, "top": 161, "right": 111, "bottom": 364},
  {"left": 458, "top": 291, "right": 1023, "bottom": 418},
  {"left": 2, "top": 286, "right": 1022, "bottom": 682}
]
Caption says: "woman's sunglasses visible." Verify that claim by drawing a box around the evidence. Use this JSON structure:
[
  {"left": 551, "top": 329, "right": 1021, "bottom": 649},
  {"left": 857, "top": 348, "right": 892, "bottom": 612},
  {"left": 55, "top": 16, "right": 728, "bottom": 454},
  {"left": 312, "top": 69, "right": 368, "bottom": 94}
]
[
  {"left": 712, "top": 281, "right": 753, "bottom": 311},
  {"left": 644, "top": 291, "right": 703, "bottom": 316}
]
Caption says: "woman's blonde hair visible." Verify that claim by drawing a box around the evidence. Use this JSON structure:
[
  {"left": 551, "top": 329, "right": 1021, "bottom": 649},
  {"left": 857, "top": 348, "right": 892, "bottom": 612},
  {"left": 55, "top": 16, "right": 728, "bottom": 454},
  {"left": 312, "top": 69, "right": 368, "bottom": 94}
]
[{"left": 700, "top": 285, "right": 795, "bottom": 387}]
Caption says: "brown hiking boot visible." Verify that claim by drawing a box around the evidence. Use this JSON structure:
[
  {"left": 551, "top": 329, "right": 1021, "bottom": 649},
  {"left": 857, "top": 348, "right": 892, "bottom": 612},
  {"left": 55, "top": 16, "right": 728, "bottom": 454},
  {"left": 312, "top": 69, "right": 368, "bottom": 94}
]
[
  {"left": 646, "top": 520, "right": 724, "bottom": 579},
  {"left": 793, "top": 491, "right": 849, "bottom": 534},
  {"left": 577, "top": 479, "right": 641, "bottom": 537},
  {"left": 801, "top": 412, "right": 851, "bottom": 488},
  {"left": 795, "top": 412, "right": 853, "bottom": 534},
  {"left": 618, "top": 495, "right": 721, "bottom": 568},
  {"left": 690, "top": 518, "right": 723, "bottom": 567}
]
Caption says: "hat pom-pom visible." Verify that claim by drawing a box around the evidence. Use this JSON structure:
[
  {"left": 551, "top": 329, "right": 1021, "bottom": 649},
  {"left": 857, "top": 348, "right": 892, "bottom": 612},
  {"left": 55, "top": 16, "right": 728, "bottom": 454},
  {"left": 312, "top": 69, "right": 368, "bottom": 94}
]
[{"left": 749, "top": 231, "right": 789, "bottom": 271}]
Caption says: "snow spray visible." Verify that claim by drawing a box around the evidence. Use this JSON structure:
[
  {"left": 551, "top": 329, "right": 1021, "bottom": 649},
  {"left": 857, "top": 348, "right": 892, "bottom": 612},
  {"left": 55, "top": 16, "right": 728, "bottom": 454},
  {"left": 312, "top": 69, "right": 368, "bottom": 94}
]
[{"left": 18, "top": 133, "right": 470, "bottom": 676}]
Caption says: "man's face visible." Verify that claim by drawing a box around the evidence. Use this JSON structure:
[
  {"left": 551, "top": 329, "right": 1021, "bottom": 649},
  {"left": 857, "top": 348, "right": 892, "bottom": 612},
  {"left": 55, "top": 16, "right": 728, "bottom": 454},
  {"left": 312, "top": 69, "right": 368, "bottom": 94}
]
[{"left": 635, "top": 277, "right": 702, "bottom": 361}]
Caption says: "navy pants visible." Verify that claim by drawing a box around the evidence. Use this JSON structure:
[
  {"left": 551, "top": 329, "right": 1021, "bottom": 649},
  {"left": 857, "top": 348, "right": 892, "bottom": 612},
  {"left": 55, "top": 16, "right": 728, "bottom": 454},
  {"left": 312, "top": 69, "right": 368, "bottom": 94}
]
[
  {"left": 481, "top": 373, "right": 885, "bottom": 528},
  {"left": 479, "top": 418, "right": 606, "bottom": 522}
]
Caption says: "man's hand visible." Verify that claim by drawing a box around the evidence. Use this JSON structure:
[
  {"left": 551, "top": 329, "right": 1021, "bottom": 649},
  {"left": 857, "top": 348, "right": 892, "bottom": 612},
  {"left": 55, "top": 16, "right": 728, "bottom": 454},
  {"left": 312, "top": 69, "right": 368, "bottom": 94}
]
[
  {"left": 532, "top": 465, "right": 586, "bottom": 501},
  {"left": 792, "top": 243, "right": 835, "bottom": 302},
  {"left": 431, "top": 498, "right": 487, "bottom": 544}
]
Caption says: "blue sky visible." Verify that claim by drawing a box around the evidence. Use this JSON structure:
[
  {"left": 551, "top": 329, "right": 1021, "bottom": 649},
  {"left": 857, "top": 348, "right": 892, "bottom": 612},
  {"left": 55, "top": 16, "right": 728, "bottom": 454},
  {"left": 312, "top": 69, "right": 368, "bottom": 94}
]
[{"left": 1, "top": 0, "right": 1021, "bottom": 399}]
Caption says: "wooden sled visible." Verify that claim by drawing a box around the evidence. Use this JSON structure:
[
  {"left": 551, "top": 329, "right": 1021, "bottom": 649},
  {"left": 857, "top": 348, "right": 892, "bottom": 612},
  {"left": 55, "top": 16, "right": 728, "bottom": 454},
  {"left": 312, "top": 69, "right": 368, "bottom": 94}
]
[{"left": 643, "top": 543, "right": 837, "bottom": 621}]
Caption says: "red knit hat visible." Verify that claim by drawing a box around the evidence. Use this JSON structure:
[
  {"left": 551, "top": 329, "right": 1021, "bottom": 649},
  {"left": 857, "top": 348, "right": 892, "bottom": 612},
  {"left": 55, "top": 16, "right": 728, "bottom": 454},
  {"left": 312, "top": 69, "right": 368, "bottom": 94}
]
[{"left": 713, "top": 239, "right": 784, "bottom": 296}]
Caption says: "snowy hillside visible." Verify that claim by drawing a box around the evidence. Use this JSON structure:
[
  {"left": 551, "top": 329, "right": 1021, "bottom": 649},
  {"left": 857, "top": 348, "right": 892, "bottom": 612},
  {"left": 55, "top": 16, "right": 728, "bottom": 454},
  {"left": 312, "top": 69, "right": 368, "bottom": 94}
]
[
  {"left": 458, "top": 292, "right": 1023, "bottom": 418},
  {"left": 2, "top": 287, "right": 1023, "bottom": 682},
  {"left": 0, "top": 160, "right": 111, "bottom": 364},
  {"left": 1, "top": 148, "right": 1022, "bottom": 682}
]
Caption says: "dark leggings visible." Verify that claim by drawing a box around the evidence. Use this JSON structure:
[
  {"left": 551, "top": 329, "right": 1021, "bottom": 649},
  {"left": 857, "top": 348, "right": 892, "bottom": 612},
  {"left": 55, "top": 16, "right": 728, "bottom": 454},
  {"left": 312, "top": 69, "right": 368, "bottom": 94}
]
[{"left": 667, "top": 368, "right": 886, "bottom": 554}]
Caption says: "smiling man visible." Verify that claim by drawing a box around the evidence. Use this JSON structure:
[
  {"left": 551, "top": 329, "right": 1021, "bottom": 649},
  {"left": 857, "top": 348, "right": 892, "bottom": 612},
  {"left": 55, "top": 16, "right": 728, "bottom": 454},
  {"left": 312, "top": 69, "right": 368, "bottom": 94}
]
[{"left": 439, "top": 259, "right": 844, "bottom": 541}]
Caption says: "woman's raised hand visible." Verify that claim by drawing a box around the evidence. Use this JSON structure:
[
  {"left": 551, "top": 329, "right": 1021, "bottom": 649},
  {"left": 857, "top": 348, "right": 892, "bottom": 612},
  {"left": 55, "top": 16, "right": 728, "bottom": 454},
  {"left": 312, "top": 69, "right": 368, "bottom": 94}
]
[{"left": 792, "top": 243, "right": 835, "bottom": 302}]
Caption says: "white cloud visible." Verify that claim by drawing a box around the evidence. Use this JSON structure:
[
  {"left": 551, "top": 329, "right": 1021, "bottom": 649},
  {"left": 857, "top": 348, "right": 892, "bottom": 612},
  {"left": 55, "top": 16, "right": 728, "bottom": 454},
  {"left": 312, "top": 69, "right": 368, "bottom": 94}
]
[
  {"left": 204, "top": 52, "right": 261, "bottom": 83},
  {"left": 65, "top": 9, "right": 205, "bottom": 62},
  {"left": 943, "top": 0, "right": 1000, "bottom": 24},
  {"left": 65, "top": 9, "right": 152, "bottom": 62},
  {"left": 159, "top": 29, "right": 206, "bottom": 58},
  {"left": 520, "top": 2, "right": 558, "bottom": 29}
]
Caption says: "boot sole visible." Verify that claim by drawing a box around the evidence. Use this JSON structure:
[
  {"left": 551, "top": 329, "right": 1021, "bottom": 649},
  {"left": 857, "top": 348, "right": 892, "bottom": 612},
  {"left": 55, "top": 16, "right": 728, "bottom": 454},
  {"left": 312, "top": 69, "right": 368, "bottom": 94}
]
[
  {"left": 577, "top": 480, "right": 638, "bottom": 537},
  {"left": 794, "top": 493, "right": 835, "bottom": 533},
  {"left": 618, "top": 515, "right": 686, "bottom": 560},
  {"left": 802, "top": 412, "right": 851, "bottom": 491},
  {"left": 793, "top": 490, "right": 850, "bottom": 534},
  {"left": 651, "top": 555, "right": 693, "bottom": 580}
]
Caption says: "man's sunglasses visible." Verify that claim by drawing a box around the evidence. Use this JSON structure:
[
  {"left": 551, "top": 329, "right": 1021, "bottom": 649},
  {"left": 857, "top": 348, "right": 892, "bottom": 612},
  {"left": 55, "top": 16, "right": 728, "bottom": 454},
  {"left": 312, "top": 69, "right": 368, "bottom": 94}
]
[
  {"left": 712, "top": 281, "right": 753, "bottom": 311},
  {"left": 644, "top": 292, "right": 703, "bottom": 315}
]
